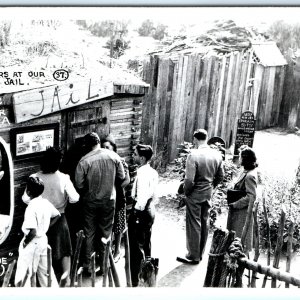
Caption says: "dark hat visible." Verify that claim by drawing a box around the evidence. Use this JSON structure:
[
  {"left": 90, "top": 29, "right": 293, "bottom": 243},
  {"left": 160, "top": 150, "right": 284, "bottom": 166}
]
[
  {"left": 84, "top": 132, "right": 100, "bottom": 147},
  {"left": 105, "top": 134, "right": 116, "bottom": 145}
]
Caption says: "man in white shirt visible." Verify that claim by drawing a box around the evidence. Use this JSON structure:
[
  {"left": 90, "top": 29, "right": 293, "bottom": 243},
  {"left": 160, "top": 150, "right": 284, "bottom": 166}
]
[
  {"left": 128, "top": 144, "right": 159, "bottom": 287},
  {"left": 15, "top": 176, "right": 60, "bottom": 287}
]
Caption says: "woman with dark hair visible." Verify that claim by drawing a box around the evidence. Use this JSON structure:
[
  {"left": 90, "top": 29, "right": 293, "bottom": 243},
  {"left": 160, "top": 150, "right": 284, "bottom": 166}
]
[
  {"left": 22, "top": 147, "right": 79, "bottom": 283},
  {"left": 102, "top": 135, "right": 130, "bottom": 262},
  {"left": 226, "top": 146, "right": 258, "bottom": 255}
]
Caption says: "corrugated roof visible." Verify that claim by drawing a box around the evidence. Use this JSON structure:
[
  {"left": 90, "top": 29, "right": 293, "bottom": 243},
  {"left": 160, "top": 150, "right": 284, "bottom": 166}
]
[{"left": 252, "top": 42, "right": 287, "bottom": 67}]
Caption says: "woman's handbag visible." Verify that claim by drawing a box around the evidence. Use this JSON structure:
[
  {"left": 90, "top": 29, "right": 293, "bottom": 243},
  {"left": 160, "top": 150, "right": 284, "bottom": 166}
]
[
  {"left": 227, "top": 172, "right": 248, "bottom": 205},
  {"left": 226, "top": 189, "right": 247, "bottom": 205}
]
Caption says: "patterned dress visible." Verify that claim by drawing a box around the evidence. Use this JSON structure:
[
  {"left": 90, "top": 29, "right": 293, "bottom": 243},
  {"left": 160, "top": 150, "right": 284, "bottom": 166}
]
[{"left": 113, "top": 159, "right": 129, "bottom": 235}]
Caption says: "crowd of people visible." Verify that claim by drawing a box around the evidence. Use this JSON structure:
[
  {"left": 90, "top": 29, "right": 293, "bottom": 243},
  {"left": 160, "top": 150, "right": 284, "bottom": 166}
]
[{"left": 14, "top": 128, "right": 258, "bottom": 287}]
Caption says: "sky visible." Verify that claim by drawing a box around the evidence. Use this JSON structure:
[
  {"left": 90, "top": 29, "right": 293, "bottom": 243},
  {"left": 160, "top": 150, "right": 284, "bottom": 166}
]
[{"left": 1, "top": 7, "right": 300, "bottom": 28}]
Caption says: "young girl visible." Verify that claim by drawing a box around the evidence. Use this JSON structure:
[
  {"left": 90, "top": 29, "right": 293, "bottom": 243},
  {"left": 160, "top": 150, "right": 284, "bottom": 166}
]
[{"left": 15, "top": 176, "right": 60, "bottom": 287}]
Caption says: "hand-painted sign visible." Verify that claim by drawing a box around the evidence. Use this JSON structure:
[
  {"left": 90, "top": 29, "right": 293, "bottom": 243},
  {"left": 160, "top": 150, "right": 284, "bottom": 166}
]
[
  {"left": 234, "top": 111, "right": 256, "bottom": 155},
  {"left": 12, "top": 79, "right": 114, "bottom": 123}
]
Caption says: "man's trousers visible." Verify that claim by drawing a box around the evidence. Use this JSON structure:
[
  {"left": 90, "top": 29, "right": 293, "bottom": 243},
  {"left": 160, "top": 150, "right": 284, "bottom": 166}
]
[{"left": 128, "top": 204, "right": 155, "bottom": 287}]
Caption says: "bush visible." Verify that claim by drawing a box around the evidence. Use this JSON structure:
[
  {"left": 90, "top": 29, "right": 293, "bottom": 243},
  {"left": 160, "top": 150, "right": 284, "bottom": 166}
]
[
  {"left": 138, "top": 19, "right": 168, "bottom": 40},
  {"left": 258, "top": 174, "right": 300, "bottom": 253},
  {"left": 0, "top": 21, "right": 11, "bottom": 48},
  {"left": 268, "top": 20, "right": 300, "bottom": 54}
]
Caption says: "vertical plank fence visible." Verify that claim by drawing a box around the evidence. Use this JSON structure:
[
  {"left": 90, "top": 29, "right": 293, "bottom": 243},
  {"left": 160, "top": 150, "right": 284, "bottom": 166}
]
[{"left": 141, "top": 51, "right": 286, "bottom": 163}]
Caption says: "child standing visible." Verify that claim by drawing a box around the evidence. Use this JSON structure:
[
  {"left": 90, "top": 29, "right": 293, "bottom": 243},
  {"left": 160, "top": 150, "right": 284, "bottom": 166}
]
[{"left": 15, "top": 176, "right": 60, "bottom": 287}]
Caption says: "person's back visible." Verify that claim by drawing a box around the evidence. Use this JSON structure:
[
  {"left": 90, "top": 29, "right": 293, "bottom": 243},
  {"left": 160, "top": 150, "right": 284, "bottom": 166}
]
[
  {"left": 76, "top": 148, "right": 123, "bottom": 204},
  {"left": 188, "top": 146, "right": 223, "bottom": 197}
]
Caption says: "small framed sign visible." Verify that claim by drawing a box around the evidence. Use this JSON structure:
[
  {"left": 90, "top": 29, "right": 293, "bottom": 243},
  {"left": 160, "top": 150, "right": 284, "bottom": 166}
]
[{"left": 10, "top": 123, "right": 59, "bottom": 159}]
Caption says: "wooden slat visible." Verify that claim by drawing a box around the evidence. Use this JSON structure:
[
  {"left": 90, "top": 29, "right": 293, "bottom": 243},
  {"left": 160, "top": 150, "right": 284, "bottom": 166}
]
[
  {"left": 252, "top": 64, "right": 264, "bottom": 118},
  {"left": 275, "top": 66, "right": 286, "bottom": 126},
  {"left": 221, "top": 52, "right": 235, "bottom": 144},
  {"left": 217, "top": 55, "right": 230, "bottom": 137},
  {"left": 168, "top": 55, "right": 183, "bottom": 161},
  {"left": 163, "top": 59, "right": 175, "bottom": 148},
  {"left": 264, "top": 66, "right": 276, "bottom": 127},
  {"left": 229, "top": 52, "right": 243, "bottom": 147},
  {"left": 225, "top": 52, "right": 240, "bottom": 146},
  {"left": 214, "top": 56, "right": 226, "bottom": 136},
  {"left": 178, "top": 56, "right": 189, "bottom": 148},
  {"left": 196, "top": 57, "right": 209, "bottom": 129},
  {"left": 185, "top": 54, "right": 201, "bottom": 141},
  {"left": 206, "top": 56, "right": 218, "bottom": 138},
  {"left": 241, "top": 50, "right": 254, "bottom": 112},
  {"left": 183, "top": 54, "right": 196, "bottom": 142}
]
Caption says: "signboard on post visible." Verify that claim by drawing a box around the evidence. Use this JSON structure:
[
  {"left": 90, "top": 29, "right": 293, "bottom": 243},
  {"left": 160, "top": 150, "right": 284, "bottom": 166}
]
[{"left": 234, "top": 111, "right": 256, "bottom": 155}]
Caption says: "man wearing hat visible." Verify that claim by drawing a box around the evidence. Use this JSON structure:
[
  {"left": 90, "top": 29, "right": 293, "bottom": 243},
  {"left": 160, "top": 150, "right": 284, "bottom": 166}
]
[{"left": 75, "top": 132, "right": 125, "bottom": 274}]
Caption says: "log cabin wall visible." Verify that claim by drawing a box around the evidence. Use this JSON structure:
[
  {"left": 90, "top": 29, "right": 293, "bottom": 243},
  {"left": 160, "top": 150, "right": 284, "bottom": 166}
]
[{"left": 0, "top": 83, "right": 146, "bottom": 279}]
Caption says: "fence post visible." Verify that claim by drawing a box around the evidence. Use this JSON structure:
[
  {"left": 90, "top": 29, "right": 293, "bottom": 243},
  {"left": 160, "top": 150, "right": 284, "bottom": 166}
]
[
  {"left": 262, "top": 192, "right": 271, "bottom": 287},
  {"left": 47, "top": 245, "right": 52, "bottom": 287},
  {"left": 250, "top": 201, "right": 260, "bottom": 287},
  {"left": 285, "top": 221, "right": 294, "bottom": 288},
  {"left": 70, "top": 230, "right": 85, "bottom": 287},
  {"left": 271, "top": 208, "right": 286, "bottom": 288}
]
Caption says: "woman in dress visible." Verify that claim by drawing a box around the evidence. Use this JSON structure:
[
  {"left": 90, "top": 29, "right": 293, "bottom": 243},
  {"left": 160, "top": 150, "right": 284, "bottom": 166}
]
[
  {"left": 102, "top": 135, "right": 130, "bottom": 262},
  {"left": 226, "top": 146, "right": 258, "bottom": 255},
  {"left": 23, "top": 147, "right": 79, "bottom": 282}
]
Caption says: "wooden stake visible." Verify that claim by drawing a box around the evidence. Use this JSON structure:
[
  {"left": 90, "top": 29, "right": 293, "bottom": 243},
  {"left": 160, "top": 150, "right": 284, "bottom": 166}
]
[
  {"left": 77, "top": 267, "right": 83, "bottom": 287},
  {"left": 31, "top": 272, "right": 37, "bottom": 287},
  {"left": 109, "top": 248, "right": 121, "bottom": 287},
  {"left": 108, "top": 268, "right": 114, "bottom": 287},
  {"left": 70, "top": 230, "right": 85, "bottom": 287},
  {"left": 2, "top": 259, "right": 16, "bottom": 287},
  {"left": 271, "top": 208, "right": 286, "bottom": 288},
  {"left": 239, "top": 257, "right": 300, "bottom": 287},
  {"left": 124, "top": 228, "right": 132, "bottom": 287},
  {"left": 21, "top": 268, "right": 30, "bottom": 287},
  {"left": 250, "top": 201, "right": 260, "bottom": 288},
  {"left": 91, "top": 252, "right": 96, "bottom": 287},
  {"left": 59, "top": 271, "right": 69, "bottom": 287},
  {"left": 47, "top": 245, "right": 52, "bottom": 287},
  {"left": 285, "top": 221, "right": 294, "bottom": 288},
  {"left": 102, "top": 240, "right": 111, "bottom": 287},
  {"left": 262, "top": 192, "right": 271, "bottom": 288}
]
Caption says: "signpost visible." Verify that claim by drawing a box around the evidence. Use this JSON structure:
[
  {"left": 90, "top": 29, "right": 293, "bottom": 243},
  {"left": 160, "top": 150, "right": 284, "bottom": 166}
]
[{"left": 234, "top": 111, "right": 256, "bottom": 155}]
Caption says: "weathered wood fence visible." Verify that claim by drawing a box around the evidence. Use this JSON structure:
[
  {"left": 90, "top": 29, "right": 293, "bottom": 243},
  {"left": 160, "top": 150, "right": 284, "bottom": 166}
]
[
  {"left": 279, "top": 50, "right": 300, "bottom": 128},
  {"left": 141, "top": 51, "right": 285, "bottom": 163}
]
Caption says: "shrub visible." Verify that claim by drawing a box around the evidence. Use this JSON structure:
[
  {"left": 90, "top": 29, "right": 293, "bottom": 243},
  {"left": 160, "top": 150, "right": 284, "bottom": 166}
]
[
  {"left": 138, "top": 20, "right": 168, "bottom": 40},
  {"left": 0, "top": 21, "right": 11, "bottom": 48},
  {"left": 258, "top": 174, "right": 300, "bottom": 253}
]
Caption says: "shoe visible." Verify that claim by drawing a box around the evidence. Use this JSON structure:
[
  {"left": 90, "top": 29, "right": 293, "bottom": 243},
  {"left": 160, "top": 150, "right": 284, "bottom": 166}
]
[{"left": 176, "top": 256, "right": 199, "bottom": 265}]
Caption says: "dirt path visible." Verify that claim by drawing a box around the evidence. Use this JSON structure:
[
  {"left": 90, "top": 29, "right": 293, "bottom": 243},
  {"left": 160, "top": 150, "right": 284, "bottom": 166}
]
[{"left": 151, "top": 128, "right": 300, "bottom": 288}]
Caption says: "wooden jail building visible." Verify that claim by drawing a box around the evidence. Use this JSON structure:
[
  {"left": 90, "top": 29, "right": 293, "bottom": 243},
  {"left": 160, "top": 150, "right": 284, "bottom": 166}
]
[{"left": 0, "top": 75, "right": 148, "bottom": 281}]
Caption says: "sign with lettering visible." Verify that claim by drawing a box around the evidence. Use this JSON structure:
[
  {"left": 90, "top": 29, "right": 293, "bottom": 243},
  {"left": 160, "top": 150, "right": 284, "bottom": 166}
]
[
  {"left": 12, "top": 79, "right": 114, "bottom": 123},
  {"left": 234, "top": 111, "right": 256, "bottom": 155}
]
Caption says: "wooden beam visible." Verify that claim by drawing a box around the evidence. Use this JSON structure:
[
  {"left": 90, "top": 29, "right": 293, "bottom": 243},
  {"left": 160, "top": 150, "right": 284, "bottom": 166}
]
[{"left": 239, "top": 257, "right": 300, "bottom": 287}]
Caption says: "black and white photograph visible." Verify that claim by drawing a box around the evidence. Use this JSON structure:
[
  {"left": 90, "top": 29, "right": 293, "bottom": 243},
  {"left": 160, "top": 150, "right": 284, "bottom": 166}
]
[{"left": 0, "top": 6, "right": 300, "bottom": 290}]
